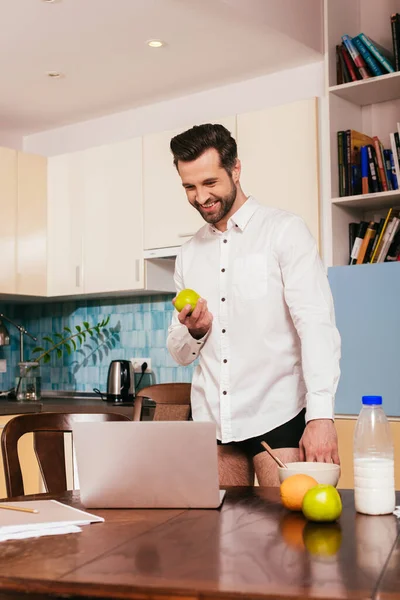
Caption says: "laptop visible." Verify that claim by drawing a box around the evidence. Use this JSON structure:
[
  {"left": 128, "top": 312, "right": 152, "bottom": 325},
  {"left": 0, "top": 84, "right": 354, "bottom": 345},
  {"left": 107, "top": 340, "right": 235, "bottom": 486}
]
[{"left": 72, "top": 421, "right": 226, "bottom": 509}]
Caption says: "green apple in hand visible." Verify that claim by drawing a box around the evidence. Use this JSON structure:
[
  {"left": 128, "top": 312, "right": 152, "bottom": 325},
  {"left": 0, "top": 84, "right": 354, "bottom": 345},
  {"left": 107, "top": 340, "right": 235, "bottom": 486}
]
[{"left": 174, "top": 288, "right": 200, "bottom": 313}]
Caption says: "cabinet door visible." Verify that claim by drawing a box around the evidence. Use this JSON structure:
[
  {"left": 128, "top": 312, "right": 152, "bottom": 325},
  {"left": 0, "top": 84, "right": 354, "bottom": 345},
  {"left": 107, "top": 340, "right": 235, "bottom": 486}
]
[
  {"left": 237, "top": 98, "right": 320, "bottom": 245},
  {"left": 0, "top": 148, "right": 17, "bottom": 293},
  {"left": 47, "top": 152, "right": 85, "bottom": 297},
  {"left": 83, "top": 138, "right": 143, "bottom": 294},
  {"left": 143, "top": 116, "right": 237, "bottom": 250},
  {"left": 16, "top": 152, "right": 48, "bottom": 295}
]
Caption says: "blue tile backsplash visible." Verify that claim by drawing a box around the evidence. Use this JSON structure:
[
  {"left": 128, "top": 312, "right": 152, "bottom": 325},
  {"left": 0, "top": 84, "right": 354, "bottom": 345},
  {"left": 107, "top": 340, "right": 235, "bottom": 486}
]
[{"left": 0, "top": 295, "right": 195, "bottom": 393}]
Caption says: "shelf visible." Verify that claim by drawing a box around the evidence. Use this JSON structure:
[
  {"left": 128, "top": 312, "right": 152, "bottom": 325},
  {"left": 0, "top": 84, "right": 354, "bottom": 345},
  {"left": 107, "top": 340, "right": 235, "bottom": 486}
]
[
  {"left": 332, "top": 190, "right": 400, "bottom": 210},
  {"left": 329, "top": 71, "right": 400, "bottom": 106}
]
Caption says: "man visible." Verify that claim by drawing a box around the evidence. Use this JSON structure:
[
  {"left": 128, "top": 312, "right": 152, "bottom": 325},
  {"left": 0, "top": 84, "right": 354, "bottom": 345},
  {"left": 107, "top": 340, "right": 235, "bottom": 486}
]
[{"left": 167, "top": 123, "right": 341, "bottom": 487}]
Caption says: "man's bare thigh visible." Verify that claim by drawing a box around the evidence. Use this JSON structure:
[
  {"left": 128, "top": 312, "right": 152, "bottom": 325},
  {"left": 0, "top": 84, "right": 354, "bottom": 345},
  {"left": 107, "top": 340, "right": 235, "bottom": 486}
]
[{"left": 218, "top": 445, "right": 255, "bottom": 486}]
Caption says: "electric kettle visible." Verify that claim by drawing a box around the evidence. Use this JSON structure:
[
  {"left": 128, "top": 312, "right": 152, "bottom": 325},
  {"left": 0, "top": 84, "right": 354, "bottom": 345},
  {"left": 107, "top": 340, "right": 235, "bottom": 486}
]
[{"left": 106, "top": 360, "right": 135, "bottom": 403}]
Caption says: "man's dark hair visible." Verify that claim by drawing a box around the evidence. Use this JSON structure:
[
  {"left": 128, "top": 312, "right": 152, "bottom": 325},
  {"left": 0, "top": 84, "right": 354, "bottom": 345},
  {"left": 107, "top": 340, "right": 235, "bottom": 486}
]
[{"left": 170, "top": 123, "right": 237, "bottom": 174}]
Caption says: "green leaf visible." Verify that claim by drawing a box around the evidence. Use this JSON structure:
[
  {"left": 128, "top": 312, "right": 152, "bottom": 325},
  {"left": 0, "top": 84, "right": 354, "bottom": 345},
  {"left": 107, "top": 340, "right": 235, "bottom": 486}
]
[
  {"left": 43, "top": 354, "right": 51, "bottom": 364},
  {"left": 75, "top": 325, "right": 82, "bottom": 333},
  {"left": 43, "top": 336, "right": 54, "bottom": 345},
  {"left": 88, "top": 329, "right": 93, "bottom": 336},
  {"left": 71, "top": 339, "right": 77, "bottom": 351},
  {"left": 94, "top": 326, "right": 101, "bottom": 335},
  {"left": 99, "top": 320, "right": 105, "bottom": 328},
  {"left": 56, "top": 348, "right": 63, "bottom": 359},
  {"left": 55, "top": 333, "right": 64, "bottom": 340},
  {"left": 32, "top": 346, "right": 44, "bottom": 353},
  {"left": 104, "top": 315, "right": 110, "bottom": 326},
  {"left": 83, "top": 321, "right": 90, "bottom": 330},
  {"left": 64, "top": 326, "right": 72, "bottom": 334},
  {"left": 77, "top": 334, "right": 83, "bottom": 345},
  {"left": 81, "top": 331, "right": 86, "bottom": 341},
  {"left": 64, "top": 343, "right": 71, "bottom": 355}
]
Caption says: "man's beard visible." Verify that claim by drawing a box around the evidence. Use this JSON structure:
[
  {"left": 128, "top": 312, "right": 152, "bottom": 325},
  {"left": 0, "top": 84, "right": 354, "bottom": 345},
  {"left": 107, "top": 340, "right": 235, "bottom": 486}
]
[{"left": 193, "top": 181, "right": 237, "bottom": 225}]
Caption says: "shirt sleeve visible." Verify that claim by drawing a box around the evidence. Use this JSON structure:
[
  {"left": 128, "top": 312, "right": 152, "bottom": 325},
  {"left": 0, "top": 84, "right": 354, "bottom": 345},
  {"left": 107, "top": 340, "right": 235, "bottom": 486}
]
[
  {"left": 167, "top": 248, "right": 209, "bottom": 366},
  {"left": 276, "top": 216, "right": 341, "bottom": 422}
]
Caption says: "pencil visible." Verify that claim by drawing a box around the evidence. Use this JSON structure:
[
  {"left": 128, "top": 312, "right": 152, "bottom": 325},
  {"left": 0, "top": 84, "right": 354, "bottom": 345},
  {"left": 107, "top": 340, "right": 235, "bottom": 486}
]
[{"left": 0, "top": 504, "right": 39, "bottom": 514}]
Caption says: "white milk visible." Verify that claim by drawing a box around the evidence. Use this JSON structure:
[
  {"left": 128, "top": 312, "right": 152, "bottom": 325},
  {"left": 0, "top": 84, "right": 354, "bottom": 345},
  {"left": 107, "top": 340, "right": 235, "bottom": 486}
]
[{"left": 354, "top": 458, "right": 395, "bottom": 515}]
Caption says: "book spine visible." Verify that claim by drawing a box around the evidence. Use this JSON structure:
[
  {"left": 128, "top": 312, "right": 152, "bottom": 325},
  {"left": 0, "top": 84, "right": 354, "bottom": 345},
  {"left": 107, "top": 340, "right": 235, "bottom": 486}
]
[
  {"left": 391, "top": 14, "right": 400, "bottom": 71},
  {"left": 363, "top": 223, "right": 378, "bottom": 263},
  {"left": 361, "top": 146, "right": 369, "bottom": 193},
  {"left": 352, "top": 36, "right": 384, "bottom": 76},
  {"left": 366, "top": 144, "right": 380, "bottom": 193},
  {"left": 339, "top": 45, "right": 351, "bottom": 82},
  {"left": 337, "top": 131, "right": 345, "bottom": 197},
  {"left": 336, "top": 45, "right": 344, "bottom": 84},
  {"left": 359, "top": 33, "right": 395, "bottom": 73},
  {"left": 348, "top": 222, "right": 358, "bottom": 262},
  {"left": 389, "top": 149, "right": 399, "bottom": 189},
  {"left": 383, "top": 149, "right": 394, "bottom": 190},
  {"left": 373, "top": 137, "right": 389, "bottom": 191},
  {"left": 345, "top": 130, "right": 351, "bottom": 195},
  {"left": 342, "top": 35, "right": 371, "bottom": 79},
  {"left": 370, "top": 208, "right": 393, "bottom": 263},
  {"left": 368, "top": 217, "right": 385, "bottom": 261},
  {"left": 350, "top": 221, "right": 368, "bottom": 265},
  {"left": 341, "top": 44, "right": 359, "bottom": 81},
  {"left": 390, "top": 133, "right": 400, "bottom": 189},
  {"left": 376, "top": 217, "right": 399, "bottom": 262},
  {"left": 356, "top": 221, "right": 376, "bottom": 264}
]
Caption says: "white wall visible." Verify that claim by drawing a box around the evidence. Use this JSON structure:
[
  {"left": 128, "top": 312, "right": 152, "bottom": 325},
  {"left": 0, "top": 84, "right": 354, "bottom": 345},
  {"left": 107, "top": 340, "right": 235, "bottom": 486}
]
[{"left": 24, "top": 61, "right": 325, "bottom": 156}]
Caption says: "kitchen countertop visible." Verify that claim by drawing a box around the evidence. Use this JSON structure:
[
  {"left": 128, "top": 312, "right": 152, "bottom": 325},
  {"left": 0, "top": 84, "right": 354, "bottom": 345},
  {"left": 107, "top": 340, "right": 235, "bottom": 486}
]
[{"left": 0, "top": 394, "right": 156, "bottom": 419}]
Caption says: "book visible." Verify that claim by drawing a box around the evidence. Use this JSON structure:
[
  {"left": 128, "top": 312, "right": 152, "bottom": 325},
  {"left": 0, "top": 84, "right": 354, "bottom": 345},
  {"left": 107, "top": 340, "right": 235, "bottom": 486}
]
[
  {"left": 389, "top": 149, "right": 399, "bottom": 189},
  {"left": 370, "top": 208, "right": 393, "bottom": 263},
  {"left": 373, "top": 137, "right": 389, "bottom": 191},
  {"left": 345, "top": 130, "right": 375, "bottom": 195},
  {"left": 361, "top": 146, "right": 369, "bottom": 193},
  {"left": 386, "top": 227, "right": 400, "bottom": 261},
  {"left": 376, "top": 216, "right": 400, "bottom": 262},
  {"left": 348, "top": 222, "right": 359, "bottom": 261},
  {"left": 352, "top": 35, "right": 384, "bottom": 76},
  {"left": 357, "top": 33, "right": 395, "bottom": 73},
  {"left": 390, "top": 133, "right": 400, "bottom": 189},
  {"left": 341, "top": 44, "right": 360, "bottom": 81},
  {"left": 368, "top": 217, "right": 386, "bottom": 261},
  {"left": 356, "top": 221, "right": 377, "bottom": 264},
  {"left": 336, "top": 45, "right": 344, "bottom": 84},
  {"left": 366, "top": 144, "right": 380, "bottom": 193},
  {"left": 349, "top": 221, "right": 368, "bottom": 265},
  {"left": 337, "top": 131, "right": 346, "bottom": 197},
  {"left": 342, "top": 35, "right": 371, "bottom": 79},
  {"left": 383, "top": 149, "right": 394, "bottom": 191},
  {"left": 338, "top": 45, "right": 352, "bottom": 83},
  {"left": 391, "top": 13, "right": 400, "bottom": 71}
]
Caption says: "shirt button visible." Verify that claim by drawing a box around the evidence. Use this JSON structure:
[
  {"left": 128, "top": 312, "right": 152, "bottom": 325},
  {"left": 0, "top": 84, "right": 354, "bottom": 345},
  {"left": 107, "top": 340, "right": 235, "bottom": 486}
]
[
  {"left": 235, "top": 224, "right": 238, "bottom": 228},
  {"left": 221, "top": 268, "right": 225, "bottom": 273},
  {"left": 192, "top": 352, "right": 196, "bottom": 355},
  {"left": 197, "top": 342, "right": 201, "bottom": 345},
  {"left": 222, "top": 329, "right": 226, "bottom": 333},
  {"left": 223, "top": 359, "right": 227, "bottom": 363},
  {"left": 223, "top": 239, "right": 227, "bottom": 244},
  {"left": 221, "top": 297, "right": 226, "bottom": 302},
  {"left": 222, "top": 391, "right": 227, "bottom": 395}
]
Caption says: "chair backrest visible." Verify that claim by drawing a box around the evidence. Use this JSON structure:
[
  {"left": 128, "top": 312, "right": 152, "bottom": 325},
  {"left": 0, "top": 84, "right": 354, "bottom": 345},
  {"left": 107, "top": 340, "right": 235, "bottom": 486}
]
[
  {"left": 1, "top": 412, "right": 130, "bottom": 498},
  {"left": 133, "top": 383, "right": 191, "bottom": 422}
]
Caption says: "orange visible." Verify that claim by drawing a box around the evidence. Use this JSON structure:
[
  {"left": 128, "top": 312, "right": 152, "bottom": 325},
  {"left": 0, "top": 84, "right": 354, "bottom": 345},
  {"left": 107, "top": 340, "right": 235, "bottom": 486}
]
[
  {"left": 280, "top": 474, "right": 318, "bottom": 511},
  {"left": 280, "top": 513, "right": 307, "bottom": 550}
]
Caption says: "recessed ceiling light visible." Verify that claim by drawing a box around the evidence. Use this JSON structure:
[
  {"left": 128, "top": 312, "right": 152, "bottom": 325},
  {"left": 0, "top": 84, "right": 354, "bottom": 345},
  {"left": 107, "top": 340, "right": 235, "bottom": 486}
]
[
  {"left": 42, "top": 0, "right": 61, "bottom": 3},
  {"left": 146, "top": 39, "right": 165, "bottom": 48},
  {"left": 46, "top": 71, "right": 63, "bottom": 78}
]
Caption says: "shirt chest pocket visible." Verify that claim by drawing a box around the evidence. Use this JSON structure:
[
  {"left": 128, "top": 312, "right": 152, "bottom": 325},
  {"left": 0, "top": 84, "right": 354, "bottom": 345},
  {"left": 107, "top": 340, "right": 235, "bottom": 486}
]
[{"left": 233, "top": 253, "right": 268, "bottom": 300}]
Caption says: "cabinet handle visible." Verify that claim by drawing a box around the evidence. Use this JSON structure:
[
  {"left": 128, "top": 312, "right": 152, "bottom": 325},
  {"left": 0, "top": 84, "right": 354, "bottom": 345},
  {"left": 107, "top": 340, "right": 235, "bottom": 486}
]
[
  {"left": 76, "top": 266, "right": 81, "bottom": 287},
  {"left": 178, "top": 233, "right": 196, "bottom": 238},
  {"left": 135, "top": 259, "right": 140, "bottom": 282}
]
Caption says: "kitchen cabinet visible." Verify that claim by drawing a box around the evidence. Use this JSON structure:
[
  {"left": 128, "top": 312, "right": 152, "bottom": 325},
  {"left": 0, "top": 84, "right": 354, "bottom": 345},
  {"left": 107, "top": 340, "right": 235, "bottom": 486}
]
[
  {"left": 48, "top": 138, "right": 143, "bottom": 296},
  {"left": 143, "top": 115, "right": 237, "bottom": 251},
  {"left": 237, "top": 98, "right": 320, "bottom": 246},
  {"left": 16, "top": 152, "right": 48, "bottom": 296},
  {"left": 0, "top": 148, "right": 17, "bottom": 294}
]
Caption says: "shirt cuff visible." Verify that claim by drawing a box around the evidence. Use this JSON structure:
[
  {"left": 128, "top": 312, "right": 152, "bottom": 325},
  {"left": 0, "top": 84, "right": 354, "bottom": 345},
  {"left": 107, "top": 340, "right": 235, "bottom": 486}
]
[{"left": 305, "top": 394, "right": 335, "bottom": 422}]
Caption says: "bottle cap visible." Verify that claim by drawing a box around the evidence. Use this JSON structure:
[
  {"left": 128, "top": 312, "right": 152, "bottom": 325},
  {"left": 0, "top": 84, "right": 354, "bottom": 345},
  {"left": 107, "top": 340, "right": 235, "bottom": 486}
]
[{"left": 362, "top": 395, "right": 382, "bottom": 405}]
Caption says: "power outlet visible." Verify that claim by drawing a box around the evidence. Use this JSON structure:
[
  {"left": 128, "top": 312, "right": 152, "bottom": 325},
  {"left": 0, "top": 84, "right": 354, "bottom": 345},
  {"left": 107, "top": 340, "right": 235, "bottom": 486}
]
[{"left": 131, "top": 358, "right": 152, "bottom": 373}]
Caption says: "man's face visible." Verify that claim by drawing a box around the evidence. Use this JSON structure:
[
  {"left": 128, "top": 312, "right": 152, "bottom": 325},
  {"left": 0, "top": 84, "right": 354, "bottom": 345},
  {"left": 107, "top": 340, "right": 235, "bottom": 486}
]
[{"left": 177, "top": 148, "right": 240, "bottom": 227}]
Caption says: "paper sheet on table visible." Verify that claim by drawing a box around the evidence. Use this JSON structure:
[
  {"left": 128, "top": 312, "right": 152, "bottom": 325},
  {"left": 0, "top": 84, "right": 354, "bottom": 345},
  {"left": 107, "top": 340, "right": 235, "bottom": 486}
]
[{"left": 0, "top": 500, "right": 103, "bottom": 542}]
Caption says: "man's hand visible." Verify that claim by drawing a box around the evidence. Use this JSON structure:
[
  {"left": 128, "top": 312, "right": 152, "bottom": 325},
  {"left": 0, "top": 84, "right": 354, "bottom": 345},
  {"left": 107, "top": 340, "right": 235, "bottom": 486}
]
[
  {"left": 299, "top": 419, "right": 340, "bottom": 464},
  {"left": 172, "top": 297, "right": 213, "bottom": 340}
]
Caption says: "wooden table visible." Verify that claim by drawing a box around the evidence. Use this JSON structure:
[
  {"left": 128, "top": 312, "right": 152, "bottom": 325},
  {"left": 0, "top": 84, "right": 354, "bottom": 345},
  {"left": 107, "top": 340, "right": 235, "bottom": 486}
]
[{"left": 0, "top": 488, "right": 399, "bottom": 600}]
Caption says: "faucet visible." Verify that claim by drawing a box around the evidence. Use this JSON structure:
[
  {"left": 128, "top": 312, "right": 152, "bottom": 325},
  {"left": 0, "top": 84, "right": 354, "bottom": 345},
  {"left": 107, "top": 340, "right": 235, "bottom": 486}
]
[{"left": 0, "top": 313, "right": 37, "bottom": 363}]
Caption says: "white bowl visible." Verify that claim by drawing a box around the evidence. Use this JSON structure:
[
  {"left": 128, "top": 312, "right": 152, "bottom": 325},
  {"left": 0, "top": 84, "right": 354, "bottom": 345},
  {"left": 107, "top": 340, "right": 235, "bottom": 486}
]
[{"left": 278, "top": 462, "right": 341, "bottom": 487}]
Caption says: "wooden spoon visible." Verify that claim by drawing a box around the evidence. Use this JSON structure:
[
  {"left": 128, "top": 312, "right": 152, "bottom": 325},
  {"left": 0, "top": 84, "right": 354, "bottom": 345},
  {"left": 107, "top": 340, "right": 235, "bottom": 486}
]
[{"left": 260, "top": 441, "right": 288, "bottom": 469}]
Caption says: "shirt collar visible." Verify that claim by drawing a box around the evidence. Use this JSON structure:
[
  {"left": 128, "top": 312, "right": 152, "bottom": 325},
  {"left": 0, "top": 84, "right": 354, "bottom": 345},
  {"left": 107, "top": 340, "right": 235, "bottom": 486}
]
[{"left": 203, "top": 196, "right": 260, "bottom": 238}]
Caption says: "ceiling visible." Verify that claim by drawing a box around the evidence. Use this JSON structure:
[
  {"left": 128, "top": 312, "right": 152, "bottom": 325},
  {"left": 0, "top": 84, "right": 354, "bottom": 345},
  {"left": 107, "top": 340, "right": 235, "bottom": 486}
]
[{"left": 0, "top": 0, "right": 323, "bottom": 135}]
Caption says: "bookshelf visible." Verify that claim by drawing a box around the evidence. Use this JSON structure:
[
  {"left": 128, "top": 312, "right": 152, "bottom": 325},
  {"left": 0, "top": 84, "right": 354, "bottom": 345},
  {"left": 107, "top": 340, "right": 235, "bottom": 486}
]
[{"left": 324, "top": 0, "right": 400, "bottom": 266}]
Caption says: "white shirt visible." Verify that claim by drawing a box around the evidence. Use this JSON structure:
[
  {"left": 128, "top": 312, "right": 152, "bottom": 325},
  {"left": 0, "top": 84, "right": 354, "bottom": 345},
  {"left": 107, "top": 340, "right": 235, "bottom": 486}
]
[{"left": 167, "top": 197, "right": 341, "bottom": 443}]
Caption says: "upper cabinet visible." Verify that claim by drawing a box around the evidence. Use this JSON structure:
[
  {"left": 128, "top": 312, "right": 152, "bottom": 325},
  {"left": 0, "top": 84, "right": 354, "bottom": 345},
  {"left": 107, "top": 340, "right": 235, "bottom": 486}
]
[
  {"left": 143, "top": 116, "right": 237, "bottom": 251},
  {"left": 237, "top": 98, "right": 320, "bottom": 245},
  {"left": 47, "top": 138, "right": 143, "bottom": 297},
  {"left": 16, "top": 152, "right": 48, "bottom": 296},
  {"left": 0, "top": 148, "right": 17, "bottom": 294},
  {"left": 0, "top": 149, "right": 47, "bottom": 296}
]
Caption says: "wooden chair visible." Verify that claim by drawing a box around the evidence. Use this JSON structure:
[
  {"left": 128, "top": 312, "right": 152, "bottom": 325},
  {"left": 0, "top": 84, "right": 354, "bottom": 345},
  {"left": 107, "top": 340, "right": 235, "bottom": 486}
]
[
  {"left": 1, "top": 412, "right": 130, "bottom": 498},
  {"left": 133, "top": 383, "right": 191, "bottom": 422}
]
